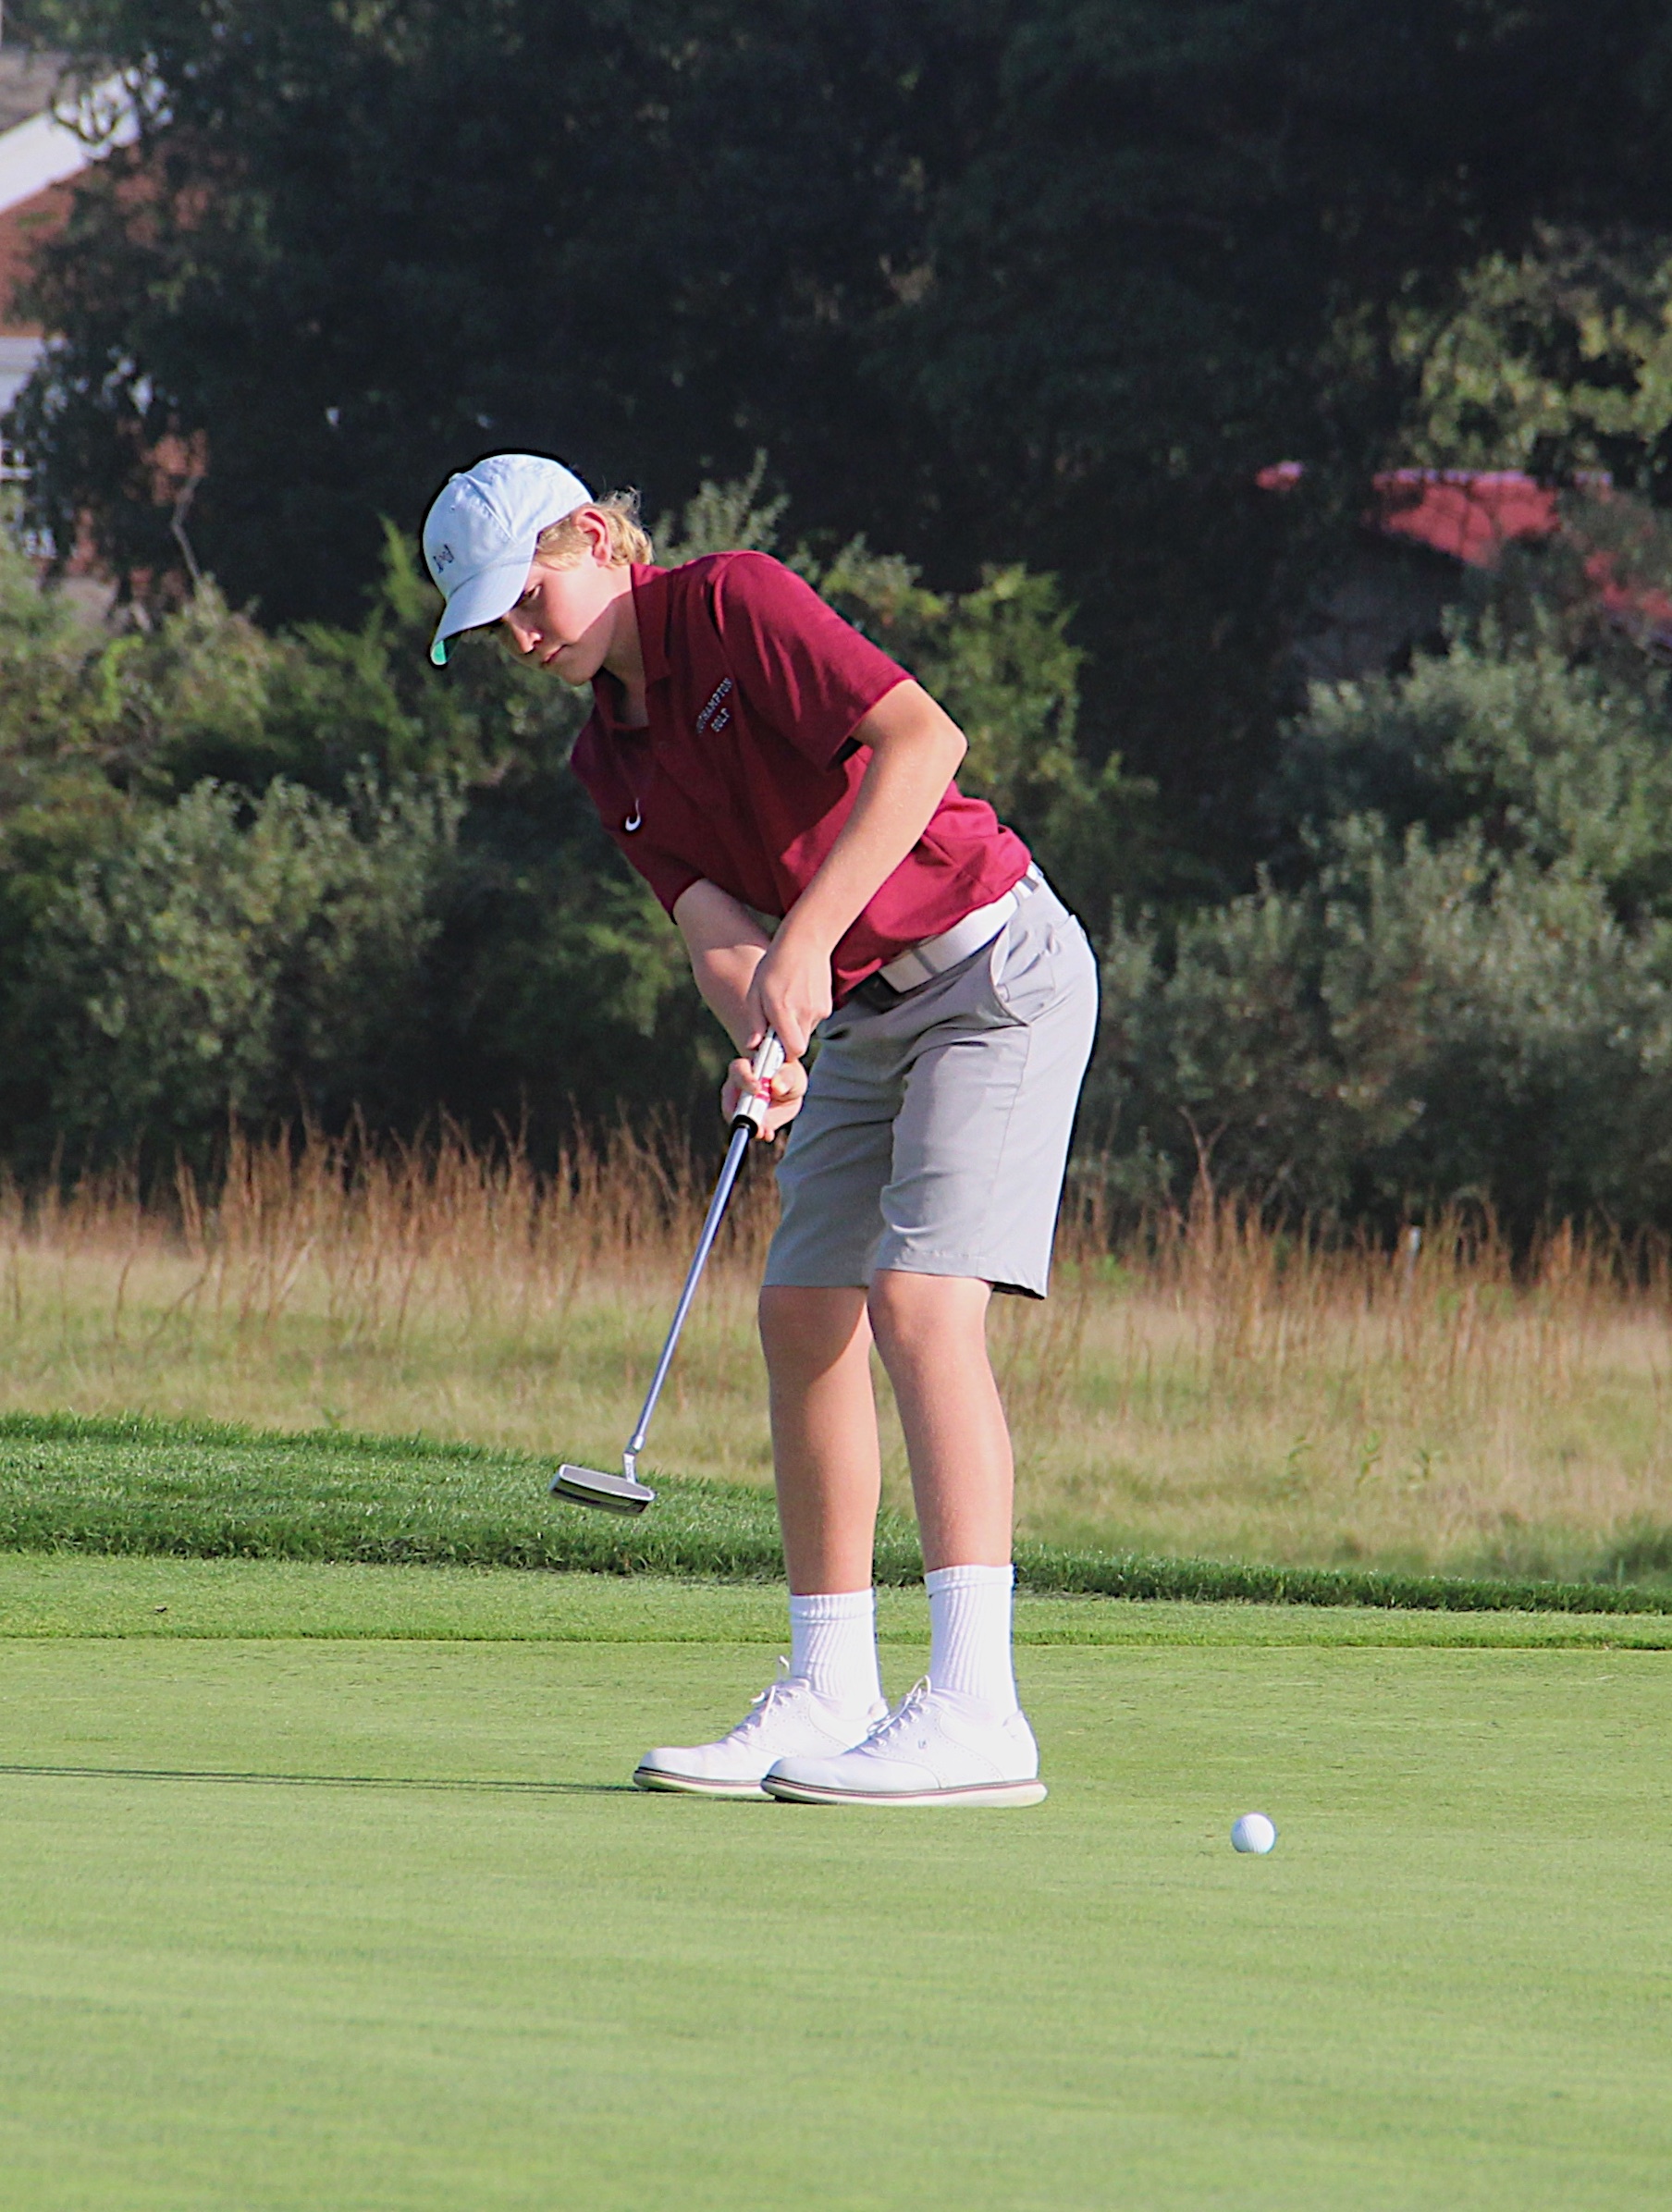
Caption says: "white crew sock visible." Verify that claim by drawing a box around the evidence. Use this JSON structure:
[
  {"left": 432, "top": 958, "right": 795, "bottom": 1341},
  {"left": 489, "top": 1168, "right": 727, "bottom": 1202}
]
[
  {"left": 789, "top": 1589, "right": 883, "bottom": 1711},
  {"left": 925, "top": 1563, "right": 1018, "bottom": 1712}
]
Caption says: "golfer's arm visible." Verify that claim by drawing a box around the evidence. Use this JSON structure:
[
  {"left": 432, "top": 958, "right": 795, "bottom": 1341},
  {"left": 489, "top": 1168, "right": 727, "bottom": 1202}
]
[
  {"left": 672, "top": 879, "right": 775, "bottom": 1049},
  {"left": 781, "top": 681, "right": 968, "bottom": 954}
]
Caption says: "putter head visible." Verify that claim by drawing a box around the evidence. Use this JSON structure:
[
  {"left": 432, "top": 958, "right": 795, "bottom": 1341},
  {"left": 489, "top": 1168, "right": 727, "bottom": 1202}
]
[{"left": 549, "top": 1462, "right": 657, "bottom": 1515}]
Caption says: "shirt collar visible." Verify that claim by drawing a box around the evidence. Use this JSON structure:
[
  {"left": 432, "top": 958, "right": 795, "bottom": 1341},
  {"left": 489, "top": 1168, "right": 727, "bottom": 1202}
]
[
  {"left": 589, "top": 564, "right": 670, "bottom": 734},
  {"left": 629, "top": 563, "right": 671, "bottom": 685}
]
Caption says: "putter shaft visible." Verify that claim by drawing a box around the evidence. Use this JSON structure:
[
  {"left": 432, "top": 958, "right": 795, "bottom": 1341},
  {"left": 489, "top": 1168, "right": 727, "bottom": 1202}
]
[
  {"left": 621, "top": 1116, "right": 752, "bottom": 1479},
  {"left": 551, "top": 1031, "right": 785, "bottom": 1513}
]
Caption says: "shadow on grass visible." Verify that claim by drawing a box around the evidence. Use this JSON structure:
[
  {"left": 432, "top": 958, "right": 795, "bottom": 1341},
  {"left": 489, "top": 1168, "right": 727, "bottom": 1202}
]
[{"left": 0, "top": 1763, "right": 631, "bottom": 1795}]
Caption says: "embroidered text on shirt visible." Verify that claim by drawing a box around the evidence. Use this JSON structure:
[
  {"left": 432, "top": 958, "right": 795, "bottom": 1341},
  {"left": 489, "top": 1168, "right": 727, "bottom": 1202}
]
[{"left": 695, "top": 677, "right": 733, "bottom": 736}]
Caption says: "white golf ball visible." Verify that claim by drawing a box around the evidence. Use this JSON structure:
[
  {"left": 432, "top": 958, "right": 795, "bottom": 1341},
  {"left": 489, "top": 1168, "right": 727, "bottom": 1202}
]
[{"left": 1231, "top": 1812, "right": 1277, "bottom": 1855}]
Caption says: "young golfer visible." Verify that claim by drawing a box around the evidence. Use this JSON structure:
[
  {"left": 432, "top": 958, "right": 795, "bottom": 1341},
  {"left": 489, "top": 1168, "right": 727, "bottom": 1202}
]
[{"left": 423, "top": 453, "right": 1098, "bottom": 1805}]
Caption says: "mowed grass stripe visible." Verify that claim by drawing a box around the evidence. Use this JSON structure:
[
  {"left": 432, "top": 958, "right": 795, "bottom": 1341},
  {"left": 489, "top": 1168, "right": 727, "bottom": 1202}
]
[
  {"left": 4, "top": 1553, "right": 1672, "bottom": 1646},
  {"left": 4, "top": 1409, "right": 1671, "bottom": 1616},
  {"left": 9, "top": 1556, "right": 1672, "bottom": 1645}
]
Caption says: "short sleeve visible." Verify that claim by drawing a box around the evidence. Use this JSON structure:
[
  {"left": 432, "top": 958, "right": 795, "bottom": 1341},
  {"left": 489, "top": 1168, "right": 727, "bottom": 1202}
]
[
  {"left": 605, "top": 826, "right": 700, "bottom": 916},
  {"left": 708, "top": 553, "right": 910, "bottom": 769}
]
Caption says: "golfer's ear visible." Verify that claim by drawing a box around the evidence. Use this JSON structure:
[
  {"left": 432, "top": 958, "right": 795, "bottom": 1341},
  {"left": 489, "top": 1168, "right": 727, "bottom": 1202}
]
[{"left": 577, "top": 508, "right": 615, "bottom": 561}]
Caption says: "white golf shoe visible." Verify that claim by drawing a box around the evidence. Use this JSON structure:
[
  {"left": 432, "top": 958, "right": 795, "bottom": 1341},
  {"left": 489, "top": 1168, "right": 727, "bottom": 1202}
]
[
  {"left": 633, "top": 1663, "right": 887, "bottom": 1800},
  {"left": 763, "top": 1679, "right": 1047, "bottom": 1807}
]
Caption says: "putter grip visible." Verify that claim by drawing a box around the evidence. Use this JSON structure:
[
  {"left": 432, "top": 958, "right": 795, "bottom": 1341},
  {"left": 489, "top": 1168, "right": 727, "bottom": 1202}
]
[{"left": 732, "top": 1030, "right": 787, "bottom": 1132}]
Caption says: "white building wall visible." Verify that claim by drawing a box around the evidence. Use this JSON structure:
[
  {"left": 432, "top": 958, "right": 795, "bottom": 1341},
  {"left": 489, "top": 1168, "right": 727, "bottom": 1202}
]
[{"left": 0, "top": 74, "right": 140, "bottom": 212}]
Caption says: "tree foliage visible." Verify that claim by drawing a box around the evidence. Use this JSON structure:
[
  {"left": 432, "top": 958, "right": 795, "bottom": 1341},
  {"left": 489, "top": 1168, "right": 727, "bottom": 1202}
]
[
  {"left": 1094, "top": 569, "right": 1672, "bottom": 1232},
  {"left": 19, "top": 775, "right": 459, "bottom": 1166},
  {"left": 0, "top": 468, "right": 1121, "bottom": 1170},
  {"left": 13, "top": 6, "right": 1672, "bottom": 1220},
  {"left": 18, "top": 1, "right": 1672, "bottom": 884}
]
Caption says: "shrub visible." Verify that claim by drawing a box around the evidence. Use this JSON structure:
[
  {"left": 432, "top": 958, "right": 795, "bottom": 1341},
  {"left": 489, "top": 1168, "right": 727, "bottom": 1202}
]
[
  {"left": 1, "top": 473, "right": 1145, "bottom": 1168},
  {"left": 1097, "top": 618, "right": 1672, "bottom": 1231},
  {"left": 12, "top": 776, "right": 460, "bottom": 1171}
]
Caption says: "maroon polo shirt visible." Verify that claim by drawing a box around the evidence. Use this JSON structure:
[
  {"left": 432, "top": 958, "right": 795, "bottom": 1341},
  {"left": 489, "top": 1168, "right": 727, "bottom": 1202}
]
[{"left": 569, "top": 552, "right": 1032, "bottom": 1001}]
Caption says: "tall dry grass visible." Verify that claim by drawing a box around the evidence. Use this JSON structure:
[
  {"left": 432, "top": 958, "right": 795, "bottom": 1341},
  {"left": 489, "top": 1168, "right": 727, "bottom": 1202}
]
[{"left": 4, "top": 1128, "right": 1672, "bottom": 1580}]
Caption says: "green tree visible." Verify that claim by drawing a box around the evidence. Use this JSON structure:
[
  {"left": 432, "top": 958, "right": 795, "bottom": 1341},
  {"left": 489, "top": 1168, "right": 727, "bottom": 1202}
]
[
  {"left": 1, "top": 464, "right": 1119, "bottom": 1168},
  {"left": 20, "top": 1, "right": 1672, "bottom": 898},
  {"left": 1096, "top": 608, "right": 1672, "bottom": 1230},
  {"left": 14, "top": 775, "right": 460, "bottom": 1169},
  {"left": 876, "top": 0, "right": 1672, "bottom": 872},
  {"left": 1395, "top": 229, "right": 1672, "bottom": 496},
  {"left": 9, "top": 0, "right": 947, "bottom": 622},
  {"left": 1271, "top": 614, "right": 1672, "bottom": 916}
]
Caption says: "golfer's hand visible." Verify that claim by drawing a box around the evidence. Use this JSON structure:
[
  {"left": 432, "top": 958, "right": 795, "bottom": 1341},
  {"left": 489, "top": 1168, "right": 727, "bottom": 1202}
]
[
  {"left": 746, "top": 927, "right": 834, "bottom": 1061},
  {"left": 722, "top": 1052, "right": 807, "bottom": 1139}
]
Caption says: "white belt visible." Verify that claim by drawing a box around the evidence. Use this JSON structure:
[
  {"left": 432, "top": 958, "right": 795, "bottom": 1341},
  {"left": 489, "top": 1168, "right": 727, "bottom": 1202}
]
[{"left": 876, "top": 866, "right": 1039, "bottom": 993}]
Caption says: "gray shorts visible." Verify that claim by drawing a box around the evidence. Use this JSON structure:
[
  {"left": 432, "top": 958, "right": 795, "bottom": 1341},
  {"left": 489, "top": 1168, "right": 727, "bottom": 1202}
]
[{"left": 763, "top": 876, "right": 1099, "bottom": 1299}]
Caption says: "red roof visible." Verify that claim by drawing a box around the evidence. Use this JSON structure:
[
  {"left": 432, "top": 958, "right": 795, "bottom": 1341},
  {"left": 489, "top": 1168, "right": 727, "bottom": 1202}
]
[
  {"left": 1370, "top": 469, "right": 1560, "bottom": 564},
  {"left": 1258, "top": 463, "right": 1672, "bottom": 647},
  {"left": 0, "top": 178, "right": 73, "bottom": 337}
]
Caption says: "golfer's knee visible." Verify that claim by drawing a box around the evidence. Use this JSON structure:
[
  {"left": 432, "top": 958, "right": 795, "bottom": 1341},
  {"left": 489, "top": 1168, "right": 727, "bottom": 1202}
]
[
  {"left": 758, "top": 1284, "right": 869, "bottom": 1382},
  {"left": 867, "top": 1269, "right": 990, "bottom": 1369}
]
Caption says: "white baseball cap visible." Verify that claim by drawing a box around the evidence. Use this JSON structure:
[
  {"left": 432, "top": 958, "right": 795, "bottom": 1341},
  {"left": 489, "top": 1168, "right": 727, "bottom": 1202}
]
[{"left": 422, "top": 452, "right": 594, "bottom": 665}]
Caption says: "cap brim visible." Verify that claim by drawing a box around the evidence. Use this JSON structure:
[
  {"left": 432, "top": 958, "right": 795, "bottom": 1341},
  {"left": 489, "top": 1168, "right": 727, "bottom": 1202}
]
[{"left": 427, "top": 552, "right": 535, "bottom": 666}]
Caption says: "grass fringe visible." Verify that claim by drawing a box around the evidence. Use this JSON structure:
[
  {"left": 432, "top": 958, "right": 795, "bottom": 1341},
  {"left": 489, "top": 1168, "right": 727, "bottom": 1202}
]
[
  {"left": 2, "top": 1411, "right": 1669, "bottom": 1617},
  {"left": 9, "top": 1126, "right": 1672, "bottom": 1579}
]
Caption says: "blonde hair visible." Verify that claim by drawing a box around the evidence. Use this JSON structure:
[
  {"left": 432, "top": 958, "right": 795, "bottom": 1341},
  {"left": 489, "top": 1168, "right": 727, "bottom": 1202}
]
[{"left": 535, "top": 490, "right": 652, "bottom": 569}]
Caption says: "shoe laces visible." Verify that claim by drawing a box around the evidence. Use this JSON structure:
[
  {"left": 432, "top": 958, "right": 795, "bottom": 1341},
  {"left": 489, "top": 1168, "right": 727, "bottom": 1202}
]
[
  {"left": 858, "top": 1677, "right": 934, "bottom": 1751},
  {"left": 726, "top": 1658, "right": 805, "bottom": 1741}
]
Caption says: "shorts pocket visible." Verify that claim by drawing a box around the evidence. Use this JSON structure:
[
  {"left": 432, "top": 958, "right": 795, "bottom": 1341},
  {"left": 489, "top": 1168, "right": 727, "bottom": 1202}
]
[{"left": 987, "top": 911, "right": 1063, "bottom": 1024}]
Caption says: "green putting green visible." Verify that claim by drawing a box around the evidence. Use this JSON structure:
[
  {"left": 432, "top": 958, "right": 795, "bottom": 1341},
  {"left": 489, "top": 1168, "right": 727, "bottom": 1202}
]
[{"left": 0, "top": 1567, "right": 1667, "bottom": 2209}]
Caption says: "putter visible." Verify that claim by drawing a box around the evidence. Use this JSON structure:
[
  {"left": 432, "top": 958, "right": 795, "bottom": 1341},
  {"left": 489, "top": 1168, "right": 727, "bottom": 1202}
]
[{"left": 550, "top": 1029, "right": 787, "bottom": 1514}]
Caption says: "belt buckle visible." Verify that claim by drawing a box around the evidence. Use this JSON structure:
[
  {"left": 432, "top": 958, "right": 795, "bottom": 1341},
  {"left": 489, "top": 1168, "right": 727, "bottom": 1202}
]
[{"left": 853, "top": 972, "right": 903, "bottom": 1013}]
